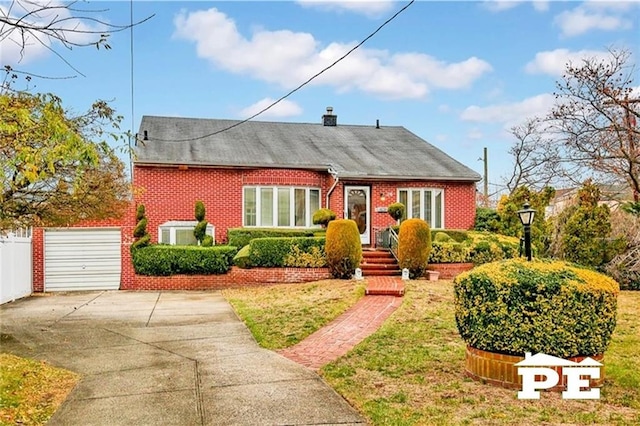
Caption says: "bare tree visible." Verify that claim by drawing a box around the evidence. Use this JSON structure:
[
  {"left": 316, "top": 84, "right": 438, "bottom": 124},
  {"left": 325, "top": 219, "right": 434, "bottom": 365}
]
[
  {"left": 549, "top": 48, "right": 640, "bottom": 200},
  {"left": 503, "top": 118, "right": 564, "bottom": 195},
  {"left": 1, "top": 0, "right": 153, "bottom": 79}
]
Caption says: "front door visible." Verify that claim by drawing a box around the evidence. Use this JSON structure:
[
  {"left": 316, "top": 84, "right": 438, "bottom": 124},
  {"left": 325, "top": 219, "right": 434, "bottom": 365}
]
[{"left": 345, "top": 186, "right": 370, "bottom": 245}]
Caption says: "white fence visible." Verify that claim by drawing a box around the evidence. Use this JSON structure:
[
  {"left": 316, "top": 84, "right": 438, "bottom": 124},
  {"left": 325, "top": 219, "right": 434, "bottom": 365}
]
[{"left": 0, "top": 229, "right": 33, "bottom": 304}]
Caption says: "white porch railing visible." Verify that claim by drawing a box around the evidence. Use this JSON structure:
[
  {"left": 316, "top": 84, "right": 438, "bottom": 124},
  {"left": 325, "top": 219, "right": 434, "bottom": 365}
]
[{"left": 0, "top": 229, "right": 33, "bottom": 304}]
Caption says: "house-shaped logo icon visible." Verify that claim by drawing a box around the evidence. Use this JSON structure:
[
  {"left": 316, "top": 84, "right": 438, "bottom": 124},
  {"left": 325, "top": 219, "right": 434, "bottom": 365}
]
[{"left": 516, "top": 352, "right": 602, "bottom": 400}]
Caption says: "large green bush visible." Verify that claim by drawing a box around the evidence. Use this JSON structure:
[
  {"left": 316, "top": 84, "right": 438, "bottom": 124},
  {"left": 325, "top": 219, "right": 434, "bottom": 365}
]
[
  {"left": 474, "top": 207, "right": 501, "bottom": 233},
  {"left": 132, "top": 245, "right": 237, "bottom": 276},
  {"left": 227, "top": 228, "right": 316, "bottom": 248},
  {"left": 398, "top": 218, "right": 431, "bottom": 278},
  {"left": 454, "top": 258, "right": 619, "bottom": 358},
  {"left": 427, "top": 232, "right": 520, "bottom": 265},
  {"left": 248, "top": 237, "right": 325, "bottom": 267},
  {"left": 325, "top": 219, "right": 362, "bottom": 279}
]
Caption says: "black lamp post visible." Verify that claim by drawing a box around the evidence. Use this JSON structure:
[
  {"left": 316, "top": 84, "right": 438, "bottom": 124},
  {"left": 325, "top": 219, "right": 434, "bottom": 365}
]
[{"left": 517, "top": 202, "right": 536, "bottom": 261}]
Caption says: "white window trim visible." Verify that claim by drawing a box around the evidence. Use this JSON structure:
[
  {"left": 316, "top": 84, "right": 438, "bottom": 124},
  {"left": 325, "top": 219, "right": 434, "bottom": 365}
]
[
  {"left": 158, "top": 221, "right": 215, "bottom": 245},
  {"left": 243, "top": 186, "right": 321, "bottom": 228},
  {"left": 397, "top": 188, "right": 445, "bottom": 229}
]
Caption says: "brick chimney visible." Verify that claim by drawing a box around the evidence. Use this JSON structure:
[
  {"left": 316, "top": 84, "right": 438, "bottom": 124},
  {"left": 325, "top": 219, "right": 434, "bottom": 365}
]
[{"left": 322, "top": 106, "right": 337, "bottom": 126}]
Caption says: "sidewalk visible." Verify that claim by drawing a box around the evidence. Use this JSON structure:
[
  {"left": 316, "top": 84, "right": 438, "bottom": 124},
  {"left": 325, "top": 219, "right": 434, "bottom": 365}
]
[{"left": 279, "top": 276, "right": 404, "bottom": 371}]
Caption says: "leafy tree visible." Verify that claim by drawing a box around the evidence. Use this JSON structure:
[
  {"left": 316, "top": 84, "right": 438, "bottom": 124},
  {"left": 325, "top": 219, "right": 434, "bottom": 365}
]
[
  {"left": 474, "top": 207, "right": 500, "bottom": 233},
  {"left": 0, "top": 91, "right": 129, "bottom": 230},
  {"left": 496, "top": 186, "right": 555, "bottom": 257},
  {"left": 550, "top": 180, "right": 623, "bottom": 268}
]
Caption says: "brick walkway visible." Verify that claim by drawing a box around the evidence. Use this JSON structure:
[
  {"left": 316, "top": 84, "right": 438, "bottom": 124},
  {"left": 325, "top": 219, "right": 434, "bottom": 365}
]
[{"left": 278, "top": 276, "right": 404, "bottom": 371}]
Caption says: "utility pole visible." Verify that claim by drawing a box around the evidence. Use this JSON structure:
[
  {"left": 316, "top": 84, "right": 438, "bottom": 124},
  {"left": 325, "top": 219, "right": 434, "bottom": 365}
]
[{"left": 483, "top": 147, "right": 489, "bottom": 207}]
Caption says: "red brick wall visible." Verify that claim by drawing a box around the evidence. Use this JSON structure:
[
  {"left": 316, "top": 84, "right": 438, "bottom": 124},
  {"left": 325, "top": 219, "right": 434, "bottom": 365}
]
[{"left": 131, "top": 267, "right": 331, "bottom": 290}]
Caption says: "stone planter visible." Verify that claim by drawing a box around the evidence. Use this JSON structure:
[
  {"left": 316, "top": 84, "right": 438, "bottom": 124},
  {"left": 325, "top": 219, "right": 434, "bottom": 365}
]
[
  {"left": 464, "top": 346, "right": 605, "bottom": 391},
  {"left": 426, "top": 270, "right": 440, "bottom": 281}
]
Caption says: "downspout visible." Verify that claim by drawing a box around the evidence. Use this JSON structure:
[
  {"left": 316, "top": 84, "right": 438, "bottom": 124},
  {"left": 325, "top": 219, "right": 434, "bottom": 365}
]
[{"left": 326, "top": 166, "right": 339, "bottom": 210}]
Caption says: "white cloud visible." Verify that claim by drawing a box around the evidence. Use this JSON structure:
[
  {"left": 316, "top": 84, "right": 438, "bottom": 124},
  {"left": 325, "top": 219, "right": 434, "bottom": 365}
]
[
  {"left": 482, "top": 1, "right": 522, "bottom": 13},
  {"left": 296, "top": 0, "right": 395, "bottom": 18},
  {"left": 0, "top": 1, "right": 106, "bottom": 66},
  {"left": 239, "top": 98, "right": 303, "bottom": 119},
  {"left": 460, "top": 93, "right": 556, "bottom": 127},
  {"left": 173, "top": 8, "right": 492, "bottom": 100},
  {"left": 525, "top": 48, "right": 611, "bottom": 76},
  {"left": 554, "top": 2, "right": 635, "bottom": 37},
  {"left": 532, "top": 1, "right": 549, "bottom": 12}
]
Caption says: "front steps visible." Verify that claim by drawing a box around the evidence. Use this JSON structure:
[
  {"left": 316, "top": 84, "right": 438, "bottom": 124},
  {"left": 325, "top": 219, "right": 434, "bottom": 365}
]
[{"left": 360, "top": 249, "right": 401, "bottom": 277}]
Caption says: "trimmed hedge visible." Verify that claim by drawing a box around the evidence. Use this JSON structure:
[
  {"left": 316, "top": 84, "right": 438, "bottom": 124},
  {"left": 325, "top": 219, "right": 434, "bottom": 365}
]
[
  {"left": 454, "top": 258, "right": 619, "bottom": 358},
  {"left": 132, "top": 245, "right": 237, "bottom": 276},
  {"left": 227, "top": 228, "right": 316, "bottom": 248},
  {"left": 427, "top": 232, "right": 520, "bottom": 265},
  {"left": 248, "top": 237, "right": 326, "bottom": 268},
  {"left": 233, "top": 245, "right": 252, "bottom": 268}
]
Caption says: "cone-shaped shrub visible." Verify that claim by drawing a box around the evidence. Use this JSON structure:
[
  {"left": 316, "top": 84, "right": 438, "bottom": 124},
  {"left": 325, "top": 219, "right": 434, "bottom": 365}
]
[
  {"left": 398, "top": 218, "right": 431, "bottom": 278},
  {"left": 453, "top": 258, "right": 619, "bottom": 358},
  {"left": 325, "top": 219, "right": 362, "bottom": 278}
]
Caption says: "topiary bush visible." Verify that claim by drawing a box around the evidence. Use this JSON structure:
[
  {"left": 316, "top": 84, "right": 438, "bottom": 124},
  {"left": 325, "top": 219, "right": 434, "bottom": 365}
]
[
  {"left": 398, "top": 218, "right": 431, "bottom": 278},
  {"left": 387, "top": 203, "right": 405, "bottom": 221},
  {"left": 433, "top": 232, "right": 453, "bottom": 243},
  {"left": 233, "top": 245, "right": 252, "bottom": 268},
  {"left": 132, "top": 245, "right": 237, "bottom": 276},
  {"left": 325, "top": 219, "right": 362, "bottom": 279},
  {"left": 132, "top": 204, "right": 150, "bottom": 249},
  {"left": 193, "top": 200, "right": 209, "bottom": 245},
  {"left": 453, "top": 258, "right": 619, "bottom": 358},
  {"left": 312, "top": 208, "right": 337, "bottom": 228}
]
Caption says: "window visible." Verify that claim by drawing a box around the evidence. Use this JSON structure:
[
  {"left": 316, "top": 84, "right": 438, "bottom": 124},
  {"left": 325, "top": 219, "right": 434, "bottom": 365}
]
[
  {"left": 158, "top": 221, "right": 215, "bottom": 245},
  {"left": 397, "top": 188, "right": 444, "bottom": 228},
  {"left": 243, "top": 186, "right": 321, "bottom": 228}
]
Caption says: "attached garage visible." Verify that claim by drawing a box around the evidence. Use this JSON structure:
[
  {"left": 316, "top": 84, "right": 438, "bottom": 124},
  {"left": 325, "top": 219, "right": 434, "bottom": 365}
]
[{"left": 44, "top": 228, "right": 121, "bottom": 291}]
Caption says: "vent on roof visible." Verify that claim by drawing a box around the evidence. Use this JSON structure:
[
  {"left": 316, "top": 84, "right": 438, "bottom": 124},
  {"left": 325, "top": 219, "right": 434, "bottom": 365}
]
[{"left": 322, "top": 106, "right": 337, "bottom": 127}]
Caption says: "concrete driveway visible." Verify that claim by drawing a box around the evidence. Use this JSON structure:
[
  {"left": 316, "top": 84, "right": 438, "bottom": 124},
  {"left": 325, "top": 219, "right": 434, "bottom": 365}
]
[{"left": 0, "top": 291, "right": 365, "bottom": 425}]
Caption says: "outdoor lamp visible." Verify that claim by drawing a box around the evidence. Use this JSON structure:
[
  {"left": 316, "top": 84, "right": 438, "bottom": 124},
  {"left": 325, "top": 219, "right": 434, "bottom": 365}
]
[{"left": 517, "top": 202, "right": 536, "bottom": 261}]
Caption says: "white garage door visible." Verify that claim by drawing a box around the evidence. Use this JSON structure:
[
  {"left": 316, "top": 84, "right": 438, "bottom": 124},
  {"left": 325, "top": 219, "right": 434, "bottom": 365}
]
[{"left": 45, "top": 228, "right": 121, "bottom": 291}]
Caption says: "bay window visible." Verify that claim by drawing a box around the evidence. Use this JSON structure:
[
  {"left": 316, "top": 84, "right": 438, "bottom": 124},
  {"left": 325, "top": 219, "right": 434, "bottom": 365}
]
[{"left": 244, "top": 186, "right": 321, "bottom": 228}]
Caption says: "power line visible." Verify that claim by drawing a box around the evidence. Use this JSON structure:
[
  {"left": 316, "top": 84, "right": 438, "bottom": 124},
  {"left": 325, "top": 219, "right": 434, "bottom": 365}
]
[{"left": 145, "top": 0, "right": 415, "bottom": 143}]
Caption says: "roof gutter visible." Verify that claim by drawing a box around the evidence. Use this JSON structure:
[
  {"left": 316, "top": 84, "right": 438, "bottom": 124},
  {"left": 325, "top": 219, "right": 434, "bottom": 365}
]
[{"left": 326, "top": 166, "right": 339, "bottom": 210}]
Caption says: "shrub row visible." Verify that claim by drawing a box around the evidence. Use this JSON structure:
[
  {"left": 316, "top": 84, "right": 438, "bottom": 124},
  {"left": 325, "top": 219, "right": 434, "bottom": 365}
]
[
  {"left": 454, "top": 258, "right": 619, "bottom": 358},
  {"left": 235, "top": 237, "right": 326, "bottom": 268},
  {"left": 427, "top": 231, "right": 520, "bottom": 265},
  {"left": 132, "top": 245, "right": 237, "bottom": 276},
  {"left": 227, "top": 228, "right": 318, "bottom": 248}
]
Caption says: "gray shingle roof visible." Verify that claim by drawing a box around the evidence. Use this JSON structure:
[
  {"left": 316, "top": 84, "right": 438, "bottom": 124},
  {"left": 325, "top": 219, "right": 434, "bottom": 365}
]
[{"left": 135, "top": 115, "right": 481, "bottom": 182}]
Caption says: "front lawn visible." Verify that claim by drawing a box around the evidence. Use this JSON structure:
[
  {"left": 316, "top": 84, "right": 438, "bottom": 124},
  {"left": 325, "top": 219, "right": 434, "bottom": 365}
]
[
  {"left": 224, "top": 280, "right": 640, "bottom": 425},
  {"left": 222, "top": 279, "right": 365, "bottom": 349},
  {"left": 0, "top": 353, "right": 78, "bottom": 426}
]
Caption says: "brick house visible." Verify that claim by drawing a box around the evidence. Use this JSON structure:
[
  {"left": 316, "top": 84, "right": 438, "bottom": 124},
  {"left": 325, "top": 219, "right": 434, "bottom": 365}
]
[
  {"left": 135, "top": 108, "right": 481, "bottom": 246},
  {"left": 32, "top": 108, "right": 480, "bottom": 292}
]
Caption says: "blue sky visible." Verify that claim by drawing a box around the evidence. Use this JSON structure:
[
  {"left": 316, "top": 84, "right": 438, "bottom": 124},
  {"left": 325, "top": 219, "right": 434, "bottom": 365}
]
[{"left": 2, "top": 1, "right": 639, "bottom": 198}]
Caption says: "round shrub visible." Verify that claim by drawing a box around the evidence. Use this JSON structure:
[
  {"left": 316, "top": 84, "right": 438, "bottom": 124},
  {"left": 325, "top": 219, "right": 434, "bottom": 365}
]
[
  {"left": 325, "top": 219, "right": 362, "bottom": 279},
  {"left": 433, "top": 232, "right": 453, "bottom": 243},
  {"left": 453, "top": 258, "right": 619, "bottom": 358},
  {"left": 195, "top": 200, "right": 205, "bottom": 222},
  {"left": 387, "top": 203, "right": 405, "bottom": 221},
  {"left": 398, "top": 218, "right": 431, "bottom": 278},
  {"left": 312, "top": 208, "right": 337, "bottom": 227}
]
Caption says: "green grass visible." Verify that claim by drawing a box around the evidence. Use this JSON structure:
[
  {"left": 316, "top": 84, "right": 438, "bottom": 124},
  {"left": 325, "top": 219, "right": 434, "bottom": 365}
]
[
  {"left": 0, "top": 353, "right": 78, "bottom": 426},
  {"left": 224, "top": 279, "right": 640, "bottom": 425},
  {"left": 222, "top": 279, "right": 365, "bottom": 349}
]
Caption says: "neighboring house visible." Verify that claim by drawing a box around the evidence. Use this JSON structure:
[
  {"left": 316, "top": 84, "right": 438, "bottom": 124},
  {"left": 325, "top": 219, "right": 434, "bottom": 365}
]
[
  {"left": 546, "top": 183, "right": 633, "bottom": 217},
  {"left": 133, "top": 108, "right": 481, "bottom": 246},
  {"left": 30, "top": 108, "right": 481, "bottom": 292}
]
